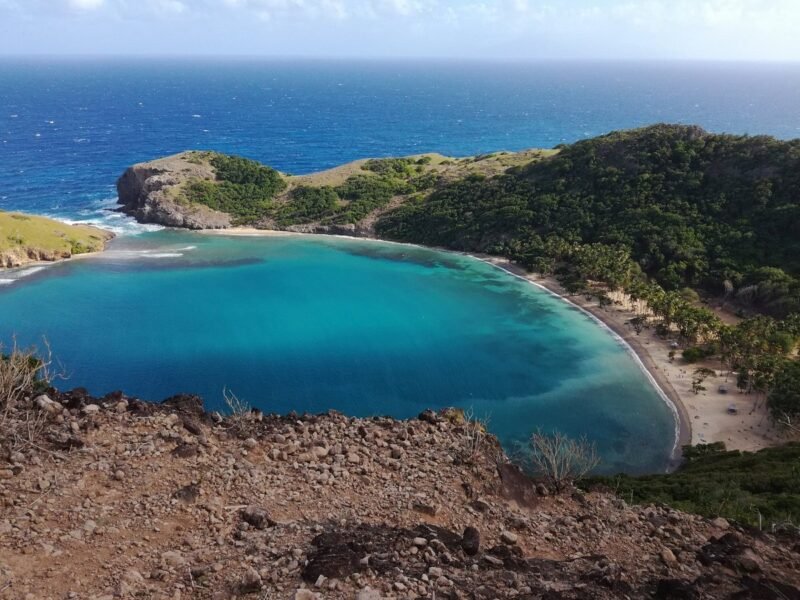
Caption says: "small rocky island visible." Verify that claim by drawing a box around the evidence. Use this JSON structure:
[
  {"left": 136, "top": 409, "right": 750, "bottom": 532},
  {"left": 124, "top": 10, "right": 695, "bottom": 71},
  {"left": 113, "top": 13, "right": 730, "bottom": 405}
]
[{"left": 0, "top": 211, "right": 114, "bottom": 268}]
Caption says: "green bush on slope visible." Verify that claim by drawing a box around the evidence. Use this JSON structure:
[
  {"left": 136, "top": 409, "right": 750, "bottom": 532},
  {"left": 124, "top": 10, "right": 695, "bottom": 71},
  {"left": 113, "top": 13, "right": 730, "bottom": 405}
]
[
  {"left": 184, "top": 154, "right": 287, "bottom": 224},
  {"left": 587, "top": 443, "right": 800, "bottom": 529}
]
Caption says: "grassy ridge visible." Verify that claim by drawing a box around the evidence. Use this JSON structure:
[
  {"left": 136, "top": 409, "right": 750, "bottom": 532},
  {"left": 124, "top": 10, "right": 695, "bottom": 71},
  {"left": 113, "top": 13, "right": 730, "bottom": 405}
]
[
  {"left": 0, "top": 211, "right": 110, "bottom": 258},
  {"left": 180, "top": 152, "right": 534, "bottom": 227}
]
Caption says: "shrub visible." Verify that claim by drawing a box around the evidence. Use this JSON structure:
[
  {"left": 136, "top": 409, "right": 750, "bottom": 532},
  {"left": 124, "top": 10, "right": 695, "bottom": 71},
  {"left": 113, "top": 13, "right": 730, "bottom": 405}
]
[
  {"left": 1, "top": 340, "right": 57, "bottom": 453},
  {"left": 520, "top": 429, "right": 600, "bottom": 492},
  {"left": 682, "top": 346, "right": 712, "bottom": 363},
  {"left": 183, "top": 153, "right": 287, "bottom": 224},
  {"left": 587, "top": 443, "right": 800, "bottom": 529},
  {"left": 362, "top": 157, "right": 416, "bottom": 177},
  {"left": 768, "top": 360, "right": 800, "bottom": 428},
  {"left": 333, "top": 174, "right": 409, "bottom": 224},
  {"left": 275, "top": 186, "right": 339, "bottom": 226},
  {"left": 210, "top": 154, "right": 285, "bottom": 195},
  {"left": 1, "top": 339, "right": 51, "bottom": 420}
]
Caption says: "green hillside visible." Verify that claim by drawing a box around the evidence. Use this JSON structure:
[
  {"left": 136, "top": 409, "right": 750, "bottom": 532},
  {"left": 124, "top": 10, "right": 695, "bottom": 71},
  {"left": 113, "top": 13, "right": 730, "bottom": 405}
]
[{"left": 376, "top": 125, "right": 800, "bottom": 317}]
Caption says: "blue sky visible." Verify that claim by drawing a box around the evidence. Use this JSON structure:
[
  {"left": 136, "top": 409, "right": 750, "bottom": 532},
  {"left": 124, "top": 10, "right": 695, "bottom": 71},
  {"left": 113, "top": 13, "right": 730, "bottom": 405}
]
[{"left": 1, "top": 0, "right": 799, "bottom": 60}]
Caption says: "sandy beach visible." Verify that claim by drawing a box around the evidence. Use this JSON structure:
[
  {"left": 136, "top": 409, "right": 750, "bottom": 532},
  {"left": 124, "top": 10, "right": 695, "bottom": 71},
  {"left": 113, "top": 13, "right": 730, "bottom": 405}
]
[
  {"left": 201, "top": 227, "right": 301, "bottom": 237},
  {"left": 207, "top": 226, "right": 786, "bottom": 456},
  {"left": 477, "top": 257, "right": 781, "bottom": 454}
]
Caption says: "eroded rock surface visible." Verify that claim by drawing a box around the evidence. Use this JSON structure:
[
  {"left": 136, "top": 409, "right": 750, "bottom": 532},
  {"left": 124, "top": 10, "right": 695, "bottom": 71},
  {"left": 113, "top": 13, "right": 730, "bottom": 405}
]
[{"left": 116, "top": 154, "right": 231, "bottom": 229}]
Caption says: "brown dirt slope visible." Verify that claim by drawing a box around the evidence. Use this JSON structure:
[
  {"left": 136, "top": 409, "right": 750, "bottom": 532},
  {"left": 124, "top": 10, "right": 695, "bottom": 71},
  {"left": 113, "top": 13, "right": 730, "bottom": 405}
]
[{"left": 1, "top": 390, "right": 798, "bottom": 599}]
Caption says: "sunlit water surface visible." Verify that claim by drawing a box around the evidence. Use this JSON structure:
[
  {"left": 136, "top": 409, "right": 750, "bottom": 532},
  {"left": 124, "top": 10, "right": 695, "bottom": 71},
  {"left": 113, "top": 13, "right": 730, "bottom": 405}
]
[{"left": 0, "top": 232, "right": 677, "bottom": 474}]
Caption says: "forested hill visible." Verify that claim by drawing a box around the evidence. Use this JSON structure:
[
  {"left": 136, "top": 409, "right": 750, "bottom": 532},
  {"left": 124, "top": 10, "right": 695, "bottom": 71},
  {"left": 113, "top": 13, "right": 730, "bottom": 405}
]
[{"left": 376, "top": 125, "right": 800, "bottom": 316}]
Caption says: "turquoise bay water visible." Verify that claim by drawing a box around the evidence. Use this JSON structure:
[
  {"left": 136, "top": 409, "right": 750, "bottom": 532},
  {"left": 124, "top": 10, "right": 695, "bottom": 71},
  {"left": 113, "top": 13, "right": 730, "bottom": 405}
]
[{"left": 0, "top": 231, "right": 676, "bottom": 474}]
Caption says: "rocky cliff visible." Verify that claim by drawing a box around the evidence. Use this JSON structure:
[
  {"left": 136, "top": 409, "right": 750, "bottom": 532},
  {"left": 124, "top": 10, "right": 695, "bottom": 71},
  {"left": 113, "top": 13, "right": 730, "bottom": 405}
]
[
  {"left": 1, "top": 389, "right": 798, "bottom": 599},
  {"left": 117, "top": 154, "right": 232, "bottom": 230}
]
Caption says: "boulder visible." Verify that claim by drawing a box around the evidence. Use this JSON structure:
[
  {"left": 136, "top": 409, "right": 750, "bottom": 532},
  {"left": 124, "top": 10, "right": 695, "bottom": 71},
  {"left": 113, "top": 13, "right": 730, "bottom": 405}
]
[{"left": 461, "top": 526, "right": 480, "bottom": 556}]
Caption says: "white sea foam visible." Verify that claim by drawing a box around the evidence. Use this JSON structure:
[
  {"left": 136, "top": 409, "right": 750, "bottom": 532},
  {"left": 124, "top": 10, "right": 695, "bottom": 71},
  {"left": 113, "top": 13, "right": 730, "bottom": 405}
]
[
  {"left": 143, "top": 252, "right": 183, "bottom": 258},
  {"left": 52, "top": 198, "right": 165, "bottom": 236},
  {"left": 15, "top": 266, "right": 45, "bottom": 277},
  {"left": 0, "top": 266, "right": 53, "bottom": 286}
]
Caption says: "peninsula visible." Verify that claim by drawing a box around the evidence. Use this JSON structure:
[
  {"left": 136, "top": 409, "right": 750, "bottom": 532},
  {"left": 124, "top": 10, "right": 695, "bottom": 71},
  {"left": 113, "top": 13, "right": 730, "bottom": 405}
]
[{"left": 0, "top": 211, "right": 114, "bottom": 269}]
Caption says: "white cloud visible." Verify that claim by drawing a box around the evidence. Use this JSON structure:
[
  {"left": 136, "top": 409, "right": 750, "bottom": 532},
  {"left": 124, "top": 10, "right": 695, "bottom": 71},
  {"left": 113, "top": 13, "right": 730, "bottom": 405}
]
[
  {"left": 152, "top": 0, "right": 187, "bottom": 14},
  {"left": 2, "top": 0, "right": 799, "bottom": 59},
  {"left": 68, "top": 0, "right": 105, "bottom": 9}
]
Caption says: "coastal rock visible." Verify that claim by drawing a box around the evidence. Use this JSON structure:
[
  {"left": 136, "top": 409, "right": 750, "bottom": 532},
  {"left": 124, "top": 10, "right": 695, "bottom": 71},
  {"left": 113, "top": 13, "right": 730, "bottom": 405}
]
[
  {"left": 500, "top": 530, "right": 518, "bottom": 545},
  {"left": 116, "top": 154, "right": 232, "bottom": 229},
  {"left": 239, "top": 567, "right": 263, "bottom": 592}
]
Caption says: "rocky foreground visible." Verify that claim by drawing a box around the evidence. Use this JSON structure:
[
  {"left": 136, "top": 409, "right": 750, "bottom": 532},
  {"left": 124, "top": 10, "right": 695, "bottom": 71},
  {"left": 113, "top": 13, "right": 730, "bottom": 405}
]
[{"left": 1, "top": 391, "right": 799, "bottom": 600}]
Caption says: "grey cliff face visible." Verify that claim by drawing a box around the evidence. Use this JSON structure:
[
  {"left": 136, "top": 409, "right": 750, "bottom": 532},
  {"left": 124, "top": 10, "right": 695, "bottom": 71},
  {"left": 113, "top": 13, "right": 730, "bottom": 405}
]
[{"left": 116, "top": 165, "right": 232, "bottom": 230}]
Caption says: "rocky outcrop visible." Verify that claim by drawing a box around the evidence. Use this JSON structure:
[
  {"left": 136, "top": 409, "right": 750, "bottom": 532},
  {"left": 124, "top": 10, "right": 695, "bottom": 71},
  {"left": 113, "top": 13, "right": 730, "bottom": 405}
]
[
  {"left": 1, "top": 390, "right": 799, "bottom": 599},
  {"left": 279, "top": 222, "right": 374, "bottom": 238},
  {"left": 0, "top": 245, "right": 72, "bottom": 268},
  {"left": 116, "top": 154, "right": 232, "bottom": 230}
]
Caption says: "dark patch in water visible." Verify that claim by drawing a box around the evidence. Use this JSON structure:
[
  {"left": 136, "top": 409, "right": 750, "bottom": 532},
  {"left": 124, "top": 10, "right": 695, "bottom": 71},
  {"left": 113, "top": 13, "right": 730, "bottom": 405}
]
[
  {"left": 96, "top": 256, "right": 264, "bottom": 273},
  {"left": 327, "top": 242, "right": 467, "bottom": 271}
]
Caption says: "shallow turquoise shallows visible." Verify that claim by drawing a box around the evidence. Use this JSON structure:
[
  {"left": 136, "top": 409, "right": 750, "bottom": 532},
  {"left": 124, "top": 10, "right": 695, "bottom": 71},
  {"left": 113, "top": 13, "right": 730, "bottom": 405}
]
[{"left": 0, "top": 231, "right": 677, "bottom": 474}]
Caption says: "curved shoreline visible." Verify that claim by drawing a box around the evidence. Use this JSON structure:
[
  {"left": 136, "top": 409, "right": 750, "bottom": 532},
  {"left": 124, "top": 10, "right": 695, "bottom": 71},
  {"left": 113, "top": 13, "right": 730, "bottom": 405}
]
[
  {"left": 470, "top": 255, "right": 689, "bottom": 468},
  {"left": 204, "top": 227, "right": 689, "bottom": 467},
  {"left": 8, "top": 221, "right": 768, "bottom": 468}
]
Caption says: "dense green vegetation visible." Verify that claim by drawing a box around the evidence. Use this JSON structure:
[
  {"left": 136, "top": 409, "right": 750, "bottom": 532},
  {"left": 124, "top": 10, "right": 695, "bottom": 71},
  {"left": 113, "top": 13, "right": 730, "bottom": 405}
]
[
  {"left": 769, "top": 360, "right": 800, "bottom": 427},
  {"left": 184, "top": 154, "right": 287, "bottom": 224},
  {"left": 377, "top": 125, "right": 800, "bottom": 316},
  {"left": 275, "top": 186, "right": 339, "bottom": 226},
  {"left": 588, "top": 443, "right": 800, "bottom": 529},
  {"left": 333, "top": 174, "right": 416, "bottom": 224},
  {"left": 363, "top": 156, "right": 429, "bottom": 177},
  {"left": 184, "top": 153, "right": 431, "bottom": 226}
]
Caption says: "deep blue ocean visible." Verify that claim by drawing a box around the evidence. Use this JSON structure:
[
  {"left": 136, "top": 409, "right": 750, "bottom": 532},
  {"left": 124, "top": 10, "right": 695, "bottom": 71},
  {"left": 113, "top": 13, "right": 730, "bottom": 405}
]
[
  {"left": 2, "top": 60, "right": 799, "bottom": 473},
  {"left": 2, "top": 60, "right": 799, "bottom": 225}
]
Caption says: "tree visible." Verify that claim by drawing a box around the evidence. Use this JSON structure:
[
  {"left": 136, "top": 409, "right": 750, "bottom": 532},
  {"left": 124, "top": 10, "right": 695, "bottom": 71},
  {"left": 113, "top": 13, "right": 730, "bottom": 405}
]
[
  {"left": 768, "top": 360, "right": 800, "bottom": 427},
  {"left": 691, "top": 367, "right": 716, "bottom": 395}
]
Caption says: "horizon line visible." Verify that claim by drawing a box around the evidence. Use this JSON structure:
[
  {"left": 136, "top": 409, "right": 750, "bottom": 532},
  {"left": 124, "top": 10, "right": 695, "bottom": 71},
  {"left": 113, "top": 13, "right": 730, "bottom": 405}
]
[{"left": 1, "top": 54, "right": 800, "bottom": 65}]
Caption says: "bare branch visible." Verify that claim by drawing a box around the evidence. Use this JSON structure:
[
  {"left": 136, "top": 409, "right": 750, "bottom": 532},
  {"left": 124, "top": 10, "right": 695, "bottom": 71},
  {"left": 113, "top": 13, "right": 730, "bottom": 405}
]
[{"left": 524, "top": 429, "right": 600, "bottom": 492}]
